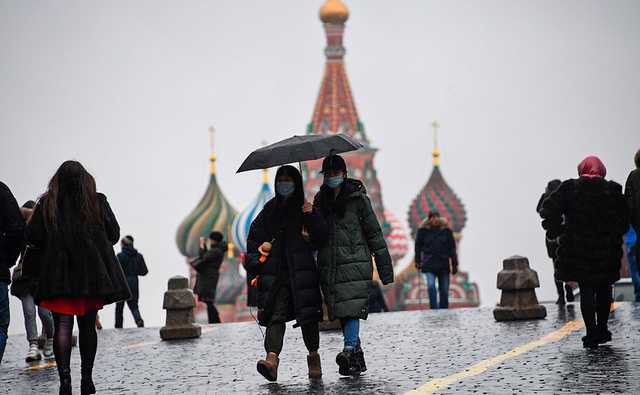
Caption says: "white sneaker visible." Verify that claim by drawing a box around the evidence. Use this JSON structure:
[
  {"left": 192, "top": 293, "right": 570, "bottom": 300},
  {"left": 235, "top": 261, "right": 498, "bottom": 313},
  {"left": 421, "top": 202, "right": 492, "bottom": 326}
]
[
  {"left": 25, "top": 343, "right": 42, "bottom": 363},
  {"left": 43, "top": 338, "right": 54, "bottom": 359}
]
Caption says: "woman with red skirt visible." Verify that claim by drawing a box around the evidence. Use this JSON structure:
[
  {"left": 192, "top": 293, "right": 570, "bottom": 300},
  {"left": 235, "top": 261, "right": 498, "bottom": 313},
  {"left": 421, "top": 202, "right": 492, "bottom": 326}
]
[{"left": 23, "top": 161, "right": 130, "bottom": 395}]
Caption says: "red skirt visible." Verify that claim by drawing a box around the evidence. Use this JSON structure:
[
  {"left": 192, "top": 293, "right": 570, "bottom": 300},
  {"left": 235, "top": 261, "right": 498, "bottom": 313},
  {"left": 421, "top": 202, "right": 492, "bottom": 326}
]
[{"left": 40, "top": 297, "right": 104, "bottom": 316}]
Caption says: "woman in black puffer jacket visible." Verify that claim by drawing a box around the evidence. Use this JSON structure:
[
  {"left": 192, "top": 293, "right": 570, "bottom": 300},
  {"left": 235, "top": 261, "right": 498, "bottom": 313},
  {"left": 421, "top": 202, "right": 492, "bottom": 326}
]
[
  {"left": 540, "top": 156, "right": 628, "bottom": 348},
  {"left": 245, "top": 165, "right": 325, "bottom": 382}
]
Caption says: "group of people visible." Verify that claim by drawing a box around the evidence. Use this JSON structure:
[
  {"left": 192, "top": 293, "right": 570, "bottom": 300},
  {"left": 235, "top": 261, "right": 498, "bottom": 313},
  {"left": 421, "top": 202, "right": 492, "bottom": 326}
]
[
  {"left": 0, "top": 160, "right": 149, "bottom": 395},
  {"left": 244, "top": 154, "right": 394, "bottom": 381},
  {"left": 537, "top": 151, "right": 640, "bottom": 348}
]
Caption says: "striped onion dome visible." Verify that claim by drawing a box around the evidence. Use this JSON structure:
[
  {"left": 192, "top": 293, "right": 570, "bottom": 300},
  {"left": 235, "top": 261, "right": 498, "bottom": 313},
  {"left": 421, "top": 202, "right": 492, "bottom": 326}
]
[
  {"left": 176, "top": 144, "right": 237, "bottom": 258},
  {"left": 407, "top": 123, "right": 466, "bottom": 238},
  {"left": 232, "top": 169, "right": 274, "bottom": 253},
  {"left": 384, "top": 210, "right": 409, "bottom": 263}
]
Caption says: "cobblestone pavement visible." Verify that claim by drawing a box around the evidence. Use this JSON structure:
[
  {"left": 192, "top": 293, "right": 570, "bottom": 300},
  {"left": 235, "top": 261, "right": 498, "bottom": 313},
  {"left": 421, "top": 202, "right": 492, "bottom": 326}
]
[{"left": 1, "top": 302, "right": 639, "bottom": 394}]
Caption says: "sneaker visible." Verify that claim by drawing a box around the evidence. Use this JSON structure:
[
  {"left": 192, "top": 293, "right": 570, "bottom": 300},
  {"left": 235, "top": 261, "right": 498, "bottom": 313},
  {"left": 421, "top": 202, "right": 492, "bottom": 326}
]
[
  {"left": 25, "top": 343, "right": 42, "bottom": 363},
  {"left": 43, "top": 338, "right": 54, "bottom": 359}
]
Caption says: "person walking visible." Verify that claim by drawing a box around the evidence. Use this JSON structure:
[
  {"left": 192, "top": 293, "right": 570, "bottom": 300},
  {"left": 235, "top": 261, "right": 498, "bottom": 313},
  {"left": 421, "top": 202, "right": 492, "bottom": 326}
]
[
  {"left": 414, "top": 212, "right": 458, "bottom": 309},
  {"left": 540, "top": 156, "right": 628, "bottom": 348},
  {"left": 22, "top": 161, "right": 131, "bottom": 394},
  {"left": 536, "top": 179, "right": 575, "bottom": 305},
  {"left": 624, "top": 149, "right": 640, "bottom": 301},
  {"left": 192, "top": 231, "right": 226, "bottom": 324},
  {"left": 245, "top": 165, "right": 325, "bottom": 382},
  {"left": 313, "top": 154, "right": 394, "bottom": 376},
  {"left": 115, "top": 235, "right": 147, "bottom": 328},
  {"left": 0, "top": 181, "right": 25, "bottom": 364},
  {"left": 11, "top": 200, "right": 55, "bottom": 362}
]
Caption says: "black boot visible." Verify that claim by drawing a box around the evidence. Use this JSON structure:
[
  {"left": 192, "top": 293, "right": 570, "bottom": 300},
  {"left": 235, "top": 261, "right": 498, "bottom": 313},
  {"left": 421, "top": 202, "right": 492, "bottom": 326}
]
[
  {"left": 565, "top": 284, "right": 575, "bottom": 302},
  {"left": 354, "top": 346, "right": 367, "bottom": 373},
  {"left": 81, "top": 366, "right": 96, "bottom": 394},
  {"left": 336, "top": 349, "right": 361, "bottom": 376},
  {"left": 58, "top": 368, "right": 72, "bottom": 395},
  {"left": 135, "top": 319, "right": 145, "bottom": 328}
]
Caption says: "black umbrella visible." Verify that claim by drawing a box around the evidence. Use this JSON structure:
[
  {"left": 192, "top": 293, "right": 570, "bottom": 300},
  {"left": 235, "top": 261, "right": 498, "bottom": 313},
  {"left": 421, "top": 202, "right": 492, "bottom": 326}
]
[{"left": 237, "top": 133, "right": 363, "bottom": 173}]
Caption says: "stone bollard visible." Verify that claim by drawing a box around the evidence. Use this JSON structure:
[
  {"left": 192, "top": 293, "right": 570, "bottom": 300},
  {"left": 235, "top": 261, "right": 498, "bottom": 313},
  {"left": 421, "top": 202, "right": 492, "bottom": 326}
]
[
  {"left": 160, "top": 275, "right": 201, "bottom": 340},
  {"left": 493, "top": 255, "right": 547, "bottom": 321}
]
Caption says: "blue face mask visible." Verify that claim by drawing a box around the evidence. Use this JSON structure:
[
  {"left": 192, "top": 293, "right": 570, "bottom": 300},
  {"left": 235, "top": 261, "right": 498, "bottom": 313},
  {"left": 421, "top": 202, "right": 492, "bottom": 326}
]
[
  {"left": 324, "top": 176, "right": 344, "bottom": 189},
  {"left": 276, "top": 181, "right": 295, "bottom": 197}
]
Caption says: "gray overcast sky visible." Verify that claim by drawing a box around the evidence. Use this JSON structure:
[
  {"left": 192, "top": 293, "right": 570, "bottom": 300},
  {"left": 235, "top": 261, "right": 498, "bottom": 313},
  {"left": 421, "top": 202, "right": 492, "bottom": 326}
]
[{"left": 1, "top": 0, "right": 639, "bottom": 332}]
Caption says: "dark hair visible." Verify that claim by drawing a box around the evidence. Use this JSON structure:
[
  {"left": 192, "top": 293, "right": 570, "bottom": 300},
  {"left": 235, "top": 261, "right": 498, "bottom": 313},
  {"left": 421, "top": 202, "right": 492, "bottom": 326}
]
[
  {"left": 209, "top": 231, "right": 223, "bottom": 242},
  {"left": 428, "top": 211, "right": 441, "bottom": 219},
  {"left": 635, "top": 149, "right": 640, "bottom": 169},
  {"left": 123, "top": 235, "right": 134, "bottom": 244},
  {"left": 22, "top": 200, "right": 36, "bottom": 209},
  {"left": 40, "top": 160, "right": 101, "bottom": 232},
  {"left": 275, "top": 165, "right": 305, "bottom": 208}
]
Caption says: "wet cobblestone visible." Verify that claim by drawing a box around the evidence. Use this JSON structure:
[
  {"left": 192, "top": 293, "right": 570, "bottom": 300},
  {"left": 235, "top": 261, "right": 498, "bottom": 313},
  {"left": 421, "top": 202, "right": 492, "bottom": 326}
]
[{"left": 1, "top": 303, "right": 639, "bottom": 394}]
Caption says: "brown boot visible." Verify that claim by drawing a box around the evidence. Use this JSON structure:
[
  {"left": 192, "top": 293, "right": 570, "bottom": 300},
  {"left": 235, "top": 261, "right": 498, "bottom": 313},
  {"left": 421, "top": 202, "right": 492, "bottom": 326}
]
[
  {"left": 307, "top": 351, "right": 322, "bottom": 379},
  {"left": 257, "top": 352, "right": 279, "bottom": 382}
]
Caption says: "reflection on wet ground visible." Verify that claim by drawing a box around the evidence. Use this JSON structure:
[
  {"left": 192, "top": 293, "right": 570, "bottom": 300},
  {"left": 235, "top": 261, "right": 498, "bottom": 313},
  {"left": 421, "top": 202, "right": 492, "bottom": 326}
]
[{"left": 1, "top": 303, "right": 638, "bottom": 394}]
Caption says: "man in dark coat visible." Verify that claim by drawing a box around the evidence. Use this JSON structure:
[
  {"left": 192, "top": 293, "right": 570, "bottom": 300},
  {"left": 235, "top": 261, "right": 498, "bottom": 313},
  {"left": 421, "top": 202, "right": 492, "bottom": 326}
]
[
  {"left": 246, "top": 165, "right": 325, "bottom": 382},
  {"left": 0, "top": 181, "right": 25, "bottom": 363},
  {"left": 624, "top": 149, "right": 640, "bottom": 301},
  {"left": 115, "top": 235, "right": 147, "bottom": 328},
  {"left": 313, "top": 154, "right": 394, "bottom": 376},
  {"left": 193, "top": 231, "right": 226, "bottom": 324},
  {"left": 540, "top": 156, "right": 628, "bottom": 348},
  {"left": 414, "top": 211, "right": 458, "bottom": 309},
  {"left": 536, "top": 179, "right": 575, "bottom": 305}
]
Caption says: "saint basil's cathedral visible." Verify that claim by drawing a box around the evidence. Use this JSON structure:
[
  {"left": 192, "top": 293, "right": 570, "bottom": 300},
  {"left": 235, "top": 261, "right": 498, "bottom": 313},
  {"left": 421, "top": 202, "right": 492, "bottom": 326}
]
[{"left": 175, "top": 0, "right": 479, "bottom": 323}]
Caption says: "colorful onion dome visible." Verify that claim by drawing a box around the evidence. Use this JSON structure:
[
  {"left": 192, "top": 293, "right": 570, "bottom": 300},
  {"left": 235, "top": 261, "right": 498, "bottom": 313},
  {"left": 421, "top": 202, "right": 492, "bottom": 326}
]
[
  {"left": 319, "top": 0, "right": 349, "bottom": 24},
  {"left": 176, "top": 128, "right": 238, "bottom": 258},
  {"left": 232, "top": 169, "right": 274, "bottom": 254},
  {"left": 408, "top": 122, "right": 467, "bottom": 238},
  {"left": 384, "top": 210, "right": 409, "bottom": 263},
  {"left": 215, "top": 256, "right": 244, "bottom": 305}
]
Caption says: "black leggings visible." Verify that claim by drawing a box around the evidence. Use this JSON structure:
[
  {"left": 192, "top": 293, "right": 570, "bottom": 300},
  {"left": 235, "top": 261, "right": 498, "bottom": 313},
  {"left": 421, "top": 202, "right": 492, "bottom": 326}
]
[
  {"left": 53, "top": 311, "right": 98, "bottom": 379},
  {"left": 578, "top": 284, "right": 611, "bottom": 336},
  {"left": 264, "top": 321, "right": 319, "bottom": 355}
]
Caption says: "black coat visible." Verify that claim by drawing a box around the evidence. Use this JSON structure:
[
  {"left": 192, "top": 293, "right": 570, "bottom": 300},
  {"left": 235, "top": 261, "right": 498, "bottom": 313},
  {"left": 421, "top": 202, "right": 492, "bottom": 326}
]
[
  {"left": 625, "top": 168, "right": 640, "bottom": 234},
  {"left": 540, "top": 177, "right": 629, "bottom": 286},
  {"left": 537, "top": 192, "right": 560, "bottom": 261},
  {"left": 117, "top": 245, "right": 147, "bottom": 301},
  {"left": 23, "top": 193, "right": 131, "bottom": 305},
  {"left": 193, "top": 243, "right": 226, "bottom": 302},
  {"left": 414, "top": 220, "right": 457, "bottom": 274},
  {"left": 0, "top": 182, "right": 25, "bottom": 284},
  {"left": 245, "top": 198, "right": 324, "bottom": 327}
]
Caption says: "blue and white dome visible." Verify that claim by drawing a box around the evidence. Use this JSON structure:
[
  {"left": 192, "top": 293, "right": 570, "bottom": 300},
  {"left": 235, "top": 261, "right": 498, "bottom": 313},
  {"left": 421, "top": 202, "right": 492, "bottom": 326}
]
[{"left": 232, "top": 170, "right": 274, "bottom": 253}]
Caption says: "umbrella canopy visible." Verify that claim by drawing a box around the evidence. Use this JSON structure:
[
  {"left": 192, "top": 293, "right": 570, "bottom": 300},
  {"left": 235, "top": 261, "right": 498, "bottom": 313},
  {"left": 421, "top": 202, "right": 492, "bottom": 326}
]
[{"left": 237, "top": 133, "right": 363, "bottom": 173}]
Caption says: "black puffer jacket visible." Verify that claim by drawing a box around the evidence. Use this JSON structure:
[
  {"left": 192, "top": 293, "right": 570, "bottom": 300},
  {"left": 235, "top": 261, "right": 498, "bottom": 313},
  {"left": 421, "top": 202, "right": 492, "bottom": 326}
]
[
  {"left": 625, "top": 168, "right": 640, "bottom": 233},
  {"left": 245, "top": 198, "right": 324, "bottom": 327},
  {"left": 0, "top": 182, "right": 24, "bottom": 284},
  {"left": 414, "top": 218, "right": 457, "bottom": 274},
  {"left": 193, "top": 242, "right": 226, "bottom": 302},
  {"left": 23, "top": 194, "right": 131, "bottom": 305},
  {"left": 117, "top": 245, "right": 148, "bottom": 300},
  {"left": 540, "top": 177, "right": 629, "bottom": 286}
]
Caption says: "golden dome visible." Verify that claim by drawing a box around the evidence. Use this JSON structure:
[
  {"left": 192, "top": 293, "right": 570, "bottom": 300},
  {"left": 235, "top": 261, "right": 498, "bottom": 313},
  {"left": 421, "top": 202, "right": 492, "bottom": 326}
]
[{"left": 319, "top": 0, "right": 349, "bottom": 24}]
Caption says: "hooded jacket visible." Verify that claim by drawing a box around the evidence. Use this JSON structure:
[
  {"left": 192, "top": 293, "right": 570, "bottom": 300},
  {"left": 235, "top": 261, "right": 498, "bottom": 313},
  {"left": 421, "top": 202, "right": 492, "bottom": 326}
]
[
  {"left": 117, "top": 244, "right": 147, "bottom": 300},
  {"left": 313, "top": 178, "right": 394, "bottom": 321},
  {"left": 0, "top": 182, "right": 25, "bottom": 284},
  {"left": 414, "top": 217, "right": 457, "bottom": 274},
  {"left": 625, "top": 168, "right": 640, "bottom": 234}
]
